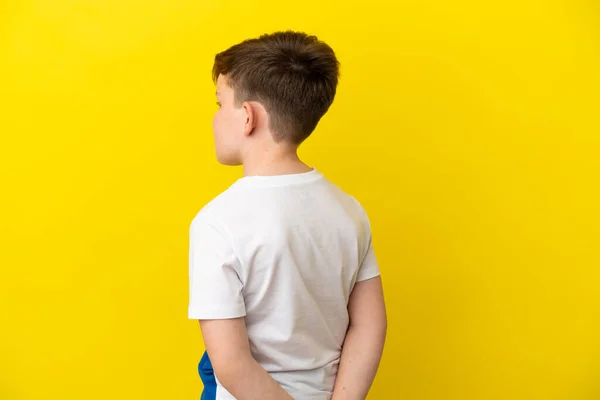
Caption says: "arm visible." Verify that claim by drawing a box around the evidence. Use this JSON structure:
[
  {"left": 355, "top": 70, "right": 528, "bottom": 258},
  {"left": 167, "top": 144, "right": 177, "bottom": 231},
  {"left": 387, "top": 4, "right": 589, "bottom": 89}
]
[
  {"left": 199, "top": 318, "right": 293, "bottom": 400},
  {"left": 331, "top": 276, "right": 387, "bottom": 400},
  {"left": 188, "top": 215, "right": 293, "bottom": 399}
]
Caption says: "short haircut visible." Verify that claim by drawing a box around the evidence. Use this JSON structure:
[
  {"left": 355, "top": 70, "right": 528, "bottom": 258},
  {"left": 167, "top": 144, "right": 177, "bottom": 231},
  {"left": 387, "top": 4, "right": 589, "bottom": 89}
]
[{"left": 212, "top": 30, "right": 340, "bottom": 144}]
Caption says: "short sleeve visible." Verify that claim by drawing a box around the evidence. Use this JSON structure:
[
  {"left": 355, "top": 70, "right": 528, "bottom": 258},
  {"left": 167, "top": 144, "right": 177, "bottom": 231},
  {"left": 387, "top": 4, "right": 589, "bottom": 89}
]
[
  {"left": 352, "top": 197, "right": 381, "bottom": 282},
  {"left": 188, "top": 214, "right": 246, "bottom": 320},
  {"left": 356, "top": 232, "right": 381, "bottom": 282}
]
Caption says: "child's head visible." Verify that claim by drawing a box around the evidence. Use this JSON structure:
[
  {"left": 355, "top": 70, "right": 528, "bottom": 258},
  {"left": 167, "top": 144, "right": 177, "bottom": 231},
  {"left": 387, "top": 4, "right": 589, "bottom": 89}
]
[{"left": 211, "top": 31, "right": 339, "bottom": 166}]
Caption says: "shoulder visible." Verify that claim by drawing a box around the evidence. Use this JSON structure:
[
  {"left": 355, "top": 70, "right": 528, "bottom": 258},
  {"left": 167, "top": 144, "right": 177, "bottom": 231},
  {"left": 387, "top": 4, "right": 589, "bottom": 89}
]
[
  {"left": 349, "top": 194, "right": 370, "bottom": 221},
  {"left": 330, "top": 181, "right": 373, "bottom": 239},
  {"left": 327, "top": 179, "right": 371, "bottom": 223},
  {"left": 189, "top": 184, "right": 244, "bottom": 237},
  {"left": 348, "top": 195, "right": 373, "bottom": 240},
  {"left": 322, "top": 177, "right": 373, "bottom": 239}
]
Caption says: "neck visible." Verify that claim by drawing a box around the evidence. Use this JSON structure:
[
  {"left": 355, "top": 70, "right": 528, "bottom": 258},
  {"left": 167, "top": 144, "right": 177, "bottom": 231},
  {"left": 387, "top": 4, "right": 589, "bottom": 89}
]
[{"left": 242, "top": 144, "right": 312, "bottom": 177}]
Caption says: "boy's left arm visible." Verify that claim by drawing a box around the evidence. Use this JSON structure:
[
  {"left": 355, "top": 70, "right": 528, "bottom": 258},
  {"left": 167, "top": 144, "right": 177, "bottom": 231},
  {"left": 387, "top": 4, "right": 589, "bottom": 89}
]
[
  {"left": 188, "top": 214, "right": 291, "bottom": 399},
  {"left": 199, "top": 318, "right": 293, "bottom": 400}
]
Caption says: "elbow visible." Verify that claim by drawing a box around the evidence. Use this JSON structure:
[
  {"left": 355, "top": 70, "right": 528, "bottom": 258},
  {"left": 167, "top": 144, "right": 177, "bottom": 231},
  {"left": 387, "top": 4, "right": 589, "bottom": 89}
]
[
  {"left": 210, "top": 354, "right": 252, "bottom": 389},
  {"left": 376, "top": 319, "right": 388, "bottom": 342},
  {"left": 211, "top": 361, "right": 237, "bottom": 387}
]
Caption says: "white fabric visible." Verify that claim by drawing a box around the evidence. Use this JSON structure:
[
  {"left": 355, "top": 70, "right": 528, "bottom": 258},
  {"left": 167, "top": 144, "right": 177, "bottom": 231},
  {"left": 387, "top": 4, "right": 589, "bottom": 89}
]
[{"left": 188, "top": 168, "right": 380, "bottom": 399}]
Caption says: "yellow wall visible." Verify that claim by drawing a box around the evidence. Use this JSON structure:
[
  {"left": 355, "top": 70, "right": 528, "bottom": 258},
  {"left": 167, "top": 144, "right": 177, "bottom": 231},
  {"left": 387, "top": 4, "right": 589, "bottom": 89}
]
[{"left": 1, "top": 1, "right": 599, "bottom": 399}]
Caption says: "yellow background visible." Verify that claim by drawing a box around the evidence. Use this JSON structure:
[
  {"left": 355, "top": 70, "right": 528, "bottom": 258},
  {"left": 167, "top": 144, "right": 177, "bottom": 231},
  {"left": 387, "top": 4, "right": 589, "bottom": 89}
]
[{"left": 1, "top": 1, "right": 599, "bottom": 399}]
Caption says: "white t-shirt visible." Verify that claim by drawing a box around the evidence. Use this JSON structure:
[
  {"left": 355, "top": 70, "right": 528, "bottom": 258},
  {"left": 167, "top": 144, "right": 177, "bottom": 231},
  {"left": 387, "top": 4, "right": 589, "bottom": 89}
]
[{"left": 188, "top": 168, "right": 380, "bottom": 400}]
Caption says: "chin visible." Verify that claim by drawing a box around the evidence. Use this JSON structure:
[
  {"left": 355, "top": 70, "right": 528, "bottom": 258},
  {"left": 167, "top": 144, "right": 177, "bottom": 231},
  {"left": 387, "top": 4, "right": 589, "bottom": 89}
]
[{"left": 216, "top": 153, "right": 242, "bottom": 166}]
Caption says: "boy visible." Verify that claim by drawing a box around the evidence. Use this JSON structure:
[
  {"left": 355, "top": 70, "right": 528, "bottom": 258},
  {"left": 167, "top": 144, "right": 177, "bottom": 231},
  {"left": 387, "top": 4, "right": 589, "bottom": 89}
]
[{"left": 188, "top": 31, "right": 387, "bottom": 400}]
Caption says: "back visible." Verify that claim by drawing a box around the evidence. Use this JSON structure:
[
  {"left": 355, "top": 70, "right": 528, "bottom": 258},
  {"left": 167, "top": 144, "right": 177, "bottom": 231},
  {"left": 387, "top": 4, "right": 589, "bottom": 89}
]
[{"left": 188, "top": 169, "right": 380, "bottom": 399}]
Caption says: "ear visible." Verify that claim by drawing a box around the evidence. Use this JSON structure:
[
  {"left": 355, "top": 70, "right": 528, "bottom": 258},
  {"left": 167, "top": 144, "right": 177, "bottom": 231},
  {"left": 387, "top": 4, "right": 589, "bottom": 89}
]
[{"left": 241, "top": 101, "right": 256, "bottom": 137}]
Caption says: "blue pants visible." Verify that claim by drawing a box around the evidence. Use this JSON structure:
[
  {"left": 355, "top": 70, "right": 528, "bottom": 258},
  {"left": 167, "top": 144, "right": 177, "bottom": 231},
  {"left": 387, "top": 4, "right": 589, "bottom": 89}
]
[{"left": 199, "top": 351, "right": 217, "bottom": 400}]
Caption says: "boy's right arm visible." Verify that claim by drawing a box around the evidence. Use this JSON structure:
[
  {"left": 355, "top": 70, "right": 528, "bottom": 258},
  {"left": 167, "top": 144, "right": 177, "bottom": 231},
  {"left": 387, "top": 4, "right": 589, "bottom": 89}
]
[{"left": 331, "top": 276, "right": 387, "bottom": 400}]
